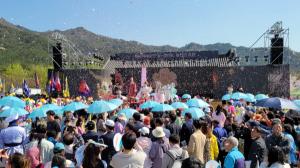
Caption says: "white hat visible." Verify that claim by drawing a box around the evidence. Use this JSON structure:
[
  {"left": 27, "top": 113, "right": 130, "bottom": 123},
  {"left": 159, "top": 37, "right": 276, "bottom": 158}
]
[
  {"left": 139, "top": 127, "right": 150, "bottom": 135},
  {"left": 105, "top": 119, "right": 115, "bottom": 127},
  {"left": 5, "top": 113, "right": 19, "bottom": 123},
  {"left": 152, "top": 127, "right": 165, "bottom": 138},
  {"left": 87, "top": 139, "right": 107, "bottom": 148}
]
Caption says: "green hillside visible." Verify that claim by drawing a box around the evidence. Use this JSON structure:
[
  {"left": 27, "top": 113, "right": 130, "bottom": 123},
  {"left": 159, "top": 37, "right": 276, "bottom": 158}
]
[{"left": 0, "top": 17, "right": 299, "bottom": 90}]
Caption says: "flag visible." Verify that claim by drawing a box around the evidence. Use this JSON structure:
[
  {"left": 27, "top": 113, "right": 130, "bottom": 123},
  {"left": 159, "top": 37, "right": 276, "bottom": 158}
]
[
  {"left": 22, "top": 79, "right": 30, "bottom": 97},
  {"left": 63, "top": 77, "right": 70, "bottom": 97},
  {"left": 0, "top": 78, "right": 3, "bottom": 92},
  {"left": 34, "top": 72, "right": 40, "bottom": 89},
  {"left": 55, "top": 74, "right": 62, "bottom": 92},
  {"left": 50, "top": 72, "right": 56, "bottom": 92},
  {"left": 78, "top": 80, "right": 90, "bottom": 97}
]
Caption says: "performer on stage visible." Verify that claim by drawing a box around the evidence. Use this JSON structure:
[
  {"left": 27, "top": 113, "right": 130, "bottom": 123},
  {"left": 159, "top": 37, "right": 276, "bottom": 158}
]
[
  {"left": 136, "top": 81, "right": 152, "bottom": 101},
  {"left": 127, "top": 77, "right": 137, "bottom": 98}
]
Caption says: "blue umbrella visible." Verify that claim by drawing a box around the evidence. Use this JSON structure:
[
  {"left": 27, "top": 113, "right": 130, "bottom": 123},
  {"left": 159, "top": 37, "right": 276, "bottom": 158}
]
[
  {"left": 182, "top": 107, "right": 205, "bottom": 119},
  {"left": 53, "top": 107, "right": 64, "bottom": 116},
  {"left": 255, "top": 94, "right": 269, "bottom": 101},
  {"left": 41, "top": 104, "right": 61, "bottom": 111},
  {"left": 171, "top": 102, "right": 189, "bottom": 109},
  {"left": 0, "top": 107, "right": 28, "bottom": 118},
  {"left": 87, "top": 100, "right": 118, "bottom": 114},
  {"left": 63, "top": 102, "right": 88, "bottom": 112},
  {"left": 221, "top": 94, "right": 232, "bottom": 101},
  {"left": 108, "top": 99, "right": 123, "bottom": 107},
  {"left": 140, "top": 101, "right": 160, "bottom": 110},
  {"left": 186, "top": 98, "right": 209, "bottom": 108},
  {"left": 28, "top": 104, "right": 61, "bottom": 119},
  {"left": 255, "top": 97, "right": 299, "bottom": 110},
  {"left": 231, "top": 92, "right": 248, "bottom": 100},
  {"left": 0, "top": 96, "right": 25, "bottom": 108},
  {"left": 182, "top": 94, "right": 192, "bottom": 99},
  {"left": 293, "top": 100, "right": 300, "bottom": 108},
  {"left": 118, "top": 108, "right": 137, "bottom": 119},
  {"left": 245, "top": 93, "right": 256, "bottom": 103},
  {"left": 151, "top": 104, "right": 175, "bottom": 112}
]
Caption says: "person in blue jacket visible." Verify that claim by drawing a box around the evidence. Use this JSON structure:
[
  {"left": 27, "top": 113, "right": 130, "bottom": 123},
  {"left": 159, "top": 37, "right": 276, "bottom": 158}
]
[{"left": 224, "top": 136, "right": 245, "bottom": 168}]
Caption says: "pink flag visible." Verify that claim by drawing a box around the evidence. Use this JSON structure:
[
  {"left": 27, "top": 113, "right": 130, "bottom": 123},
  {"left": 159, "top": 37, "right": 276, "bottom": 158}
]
[{"left": 141, "top": 66, "right": 147, "bottom": 87}]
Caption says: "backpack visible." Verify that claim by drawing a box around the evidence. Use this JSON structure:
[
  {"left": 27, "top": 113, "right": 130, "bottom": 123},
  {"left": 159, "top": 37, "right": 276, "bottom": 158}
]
[{"left": 166, "top": 149, "right": 187, "bottom": 168}]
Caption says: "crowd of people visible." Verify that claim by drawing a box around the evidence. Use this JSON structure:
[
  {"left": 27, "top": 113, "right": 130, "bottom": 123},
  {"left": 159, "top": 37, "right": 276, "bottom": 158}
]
[{"left": 0, "top": 92, "right": 300, "bottom": 168}]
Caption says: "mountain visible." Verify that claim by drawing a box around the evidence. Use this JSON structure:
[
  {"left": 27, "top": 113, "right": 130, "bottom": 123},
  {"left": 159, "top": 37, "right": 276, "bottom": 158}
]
[{"left": 1, "top": 17, "right": 300, "bottom": 70}]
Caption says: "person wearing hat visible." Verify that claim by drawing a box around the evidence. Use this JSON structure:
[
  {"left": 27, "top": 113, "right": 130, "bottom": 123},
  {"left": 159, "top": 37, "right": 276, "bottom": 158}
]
[
  {"left": 0, "top": 114, "right": 27, "bottom": 155},
  {"left": 82, "top": 140, "right": 108, "bottom": 168},
  {"left": 265, "top": 119, "right": 290, "bottom": 163},
  {"left": 149, "top": 127, "right": 170, "bottom": 168},
  {"left": 100, "top": 119, "right": 116, "bottom": 166},
  {"left": 82, "top": 121, "right": 99, "bottom": 143},
  {"left": 75, "top": 139, "right": 107, "bottom": 167},
  {"left": 137, "top": 127, "right": 152, "bottom": 168},
  {"left": 247, "top": 126, "right": 267, "bottom": 168}
]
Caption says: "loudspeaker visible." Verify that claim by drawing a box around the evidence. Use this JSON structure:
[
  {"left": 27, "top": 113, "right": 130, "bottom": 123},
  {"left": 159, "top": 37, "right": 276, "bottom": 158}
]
[
  {"left": 52, "top": 43, "right": 63, "bottom": 70},
  {"left": 270, "top": 37, "right": 283, "bottom": 64}
]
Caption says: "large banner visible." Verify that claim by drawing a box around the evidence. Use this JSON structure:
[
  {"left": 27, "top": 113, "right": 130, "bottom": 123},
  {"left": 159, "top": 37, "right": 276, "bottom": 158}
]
[{"left": 116, "top": 65, "right": 290, "bottom": 98}]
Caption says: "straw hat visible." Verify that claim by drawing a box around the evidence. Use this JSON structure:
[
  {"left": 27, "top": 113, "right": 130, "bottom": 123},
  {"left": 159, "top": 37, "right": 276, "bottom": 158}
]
[{"left": 152, "top": 127, "right": 165, "bottom": 138}]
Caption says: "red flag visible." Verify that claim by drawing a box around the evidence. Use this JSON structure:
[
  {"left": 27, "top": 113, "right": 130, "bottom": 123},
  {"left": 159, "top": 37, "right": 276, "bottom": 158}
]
[{"left": 55, "top": 74, "right": 61, "bottom": 92}]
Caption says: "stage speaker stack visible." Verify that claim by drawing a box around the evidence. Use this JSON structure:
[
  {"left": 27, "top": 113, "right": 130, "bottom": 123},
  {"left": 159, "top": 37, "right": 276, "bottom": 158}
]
[
  {"left": 270, "top": 35, "right": 283, "bottom": 64},
  {"left": 52, "top": 42, "right": 63, "bottom": 71}
]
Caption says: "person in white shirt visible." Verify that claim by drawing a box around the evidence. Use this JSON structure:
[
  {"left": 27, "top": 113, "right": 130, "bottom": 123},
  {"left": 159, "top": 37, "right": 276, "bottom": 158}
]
[{"left": 111, "top": 133, "right": 146, "bottom": 168}]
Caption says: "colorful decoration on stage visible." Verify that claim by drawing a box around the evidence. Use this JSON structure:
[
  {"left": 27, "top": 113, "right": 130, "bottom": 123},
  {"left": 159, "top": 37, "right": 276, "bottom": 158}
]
[
  {"left": 152, "top": 68, "right": 177, "bottom": 86},
  {"left": 63, "top": 77, "right": 70, "bottom": 98},
  {"left": 78, "top": 80, "right": 90, "bottom": 97},
  {"left": 141, "top": 66, "right": 147, "bottom": 87},
  {"left": 34, "top": 72, "right": 40, "bottom": 89},
  {"left": 153, "top": 81, "right": 177, "bottom": 103},
  {"left": 136, "top": 81, "right": 152, "bottom": 100},
  {"left": 22, "top": 79, "right": 30, "bottom": 97},
  {"left": 128, "top": 77, "right": 137, "bottom": 98}
]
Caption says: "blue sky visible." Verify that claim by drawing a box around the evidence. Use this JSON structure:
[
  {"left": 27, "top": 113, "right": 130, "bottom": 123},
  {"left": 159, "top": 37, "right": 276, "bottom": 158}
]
[{"left": 1, "top": 0, "right": 299, "bottom": 51}]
